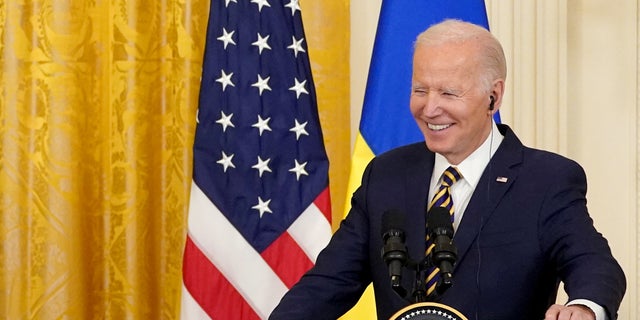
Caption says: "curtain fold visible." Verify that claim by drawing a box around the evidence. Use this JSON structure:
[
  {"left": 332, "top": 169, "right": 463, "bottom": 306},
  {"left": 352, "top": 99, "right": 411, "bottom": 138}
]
[
  {"left": 1, "top": 0, "right": 208, "bottom": 318},
  {"left": 0, "top": 0, "right": 349, "bottom": 319}
]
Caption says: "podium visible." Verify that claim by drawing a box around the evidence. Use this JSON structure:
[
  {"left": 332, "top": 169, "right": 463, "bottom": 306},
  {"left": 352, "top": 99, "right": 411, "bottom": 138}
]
[{"left": 389, "top": 302, "right": 467, "bottom": 320}]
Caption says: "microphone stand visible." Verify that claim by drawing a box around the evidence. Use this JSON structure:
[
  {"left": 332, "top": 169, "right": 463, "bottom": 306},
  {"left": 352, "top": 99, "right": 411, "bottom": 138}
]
[
  {"left": 410, "top": 259, "right": 427, "bottom": 303},
  {"left": 386, "top": 246, "right": 457, "bottom": 304},
  {"left": 381, "top": 208, "right": 457, "bottom": 303},
  {"left": 384, "top": 254, "right": 429, "bottom": 303}
]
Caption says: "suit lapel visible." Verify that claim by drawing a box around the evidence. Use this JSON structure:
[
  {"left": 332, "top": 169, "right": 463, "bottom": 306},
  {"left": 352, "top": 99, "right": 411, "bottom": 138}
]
[
  {"left": 402, "top": 144, "right": 435, "bottom": 260},
  {"left": 453, "top": 125, "right": 525, "bottom": 266}
]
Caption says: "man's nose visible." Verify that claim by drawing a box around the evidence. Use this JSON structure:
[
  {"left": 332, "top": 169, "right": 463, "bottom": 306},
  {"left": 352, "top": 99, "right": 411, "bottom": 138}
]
[{"left": 423, "top": 95, "right": 443, "bottom": 117}]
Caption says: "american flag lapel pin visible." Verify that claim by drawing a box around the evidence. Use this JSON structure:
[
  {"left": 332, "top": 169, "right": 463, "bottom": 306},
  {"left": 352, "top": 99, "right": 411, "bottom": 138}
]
[{"left": 496, "top": 176, "right": 508, "bottom": 183}]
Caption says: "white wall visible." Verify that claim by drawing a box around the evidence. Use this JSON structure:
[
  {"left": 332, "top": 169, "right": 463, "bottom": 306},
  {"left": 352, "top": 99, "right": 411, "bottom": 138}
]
[
  {"left": 350, "top": 0, "right": 638, "bottom": 317},
  {"left": 349, "top": 1, "right": 380, "bottom": 144}
]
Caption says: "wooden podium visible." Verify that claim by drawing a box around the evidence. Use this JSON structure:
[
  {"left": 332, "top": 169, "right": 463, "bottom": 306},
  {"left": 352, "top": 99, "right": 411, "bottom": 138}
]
[{"left": 389, "top": 302, "right": 467, "bottom": 320}]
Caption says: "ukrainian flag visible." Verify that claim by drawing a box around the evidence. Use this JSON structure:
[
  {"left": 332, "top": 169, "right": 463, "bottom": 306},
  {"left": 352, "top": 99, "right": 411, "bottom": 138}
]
[{"left": 342, "top": 1, "right": 495, "bottom": 318}]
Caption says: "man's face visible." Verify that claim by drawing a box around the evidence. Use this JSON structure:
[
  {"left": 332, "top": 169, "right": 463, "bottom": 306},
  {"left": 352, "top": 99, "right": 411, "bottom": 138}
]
[{"left": 410, "top": 41, "right": 495, "bottom": 165}]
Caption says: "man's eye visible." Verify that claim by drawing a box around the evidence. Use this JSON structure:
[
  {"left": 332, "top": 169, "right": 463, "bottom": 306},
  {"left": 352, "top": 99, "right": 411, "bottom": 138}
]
[{"left": 442, "top": 91, "right": 459, "bottom": 97}]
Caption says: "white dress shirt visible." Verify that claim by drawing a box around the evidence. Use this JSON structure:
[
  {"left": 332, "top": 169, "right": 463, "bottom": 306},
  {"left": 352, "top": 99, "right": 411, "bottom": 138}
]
[{"left": 428, "top": 120, "right": 503, "bottom": 232}]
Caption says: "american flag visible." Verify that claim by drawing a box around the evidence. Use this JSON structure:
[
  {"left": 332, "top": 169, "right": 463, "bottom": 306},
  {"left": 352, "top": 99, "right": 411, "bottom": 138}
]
[{"left": 181, "top": 0, "right": 333, "bottom": 319}]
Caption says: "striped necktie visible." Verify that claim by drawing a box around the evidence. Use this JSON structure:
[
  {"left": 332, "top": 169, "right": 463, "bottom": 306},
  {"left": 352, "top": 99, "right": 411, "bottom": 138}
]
[{"left": 425, "top": 166, "right": 461, "bottom": 296}]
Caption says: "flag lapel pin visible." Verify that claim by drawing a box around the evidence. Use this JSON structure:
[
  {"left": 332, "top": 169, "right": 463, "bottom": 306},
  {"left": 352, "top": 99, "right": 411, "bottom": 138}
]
[{"left": 496, "top": 176, "right": 508, "bottom": 183}]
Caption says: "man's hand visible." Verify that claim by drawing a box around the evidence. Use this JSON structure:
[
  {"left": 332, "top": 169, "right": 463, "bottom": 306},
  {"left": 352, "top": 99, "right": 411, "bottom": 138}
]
[{"left": 544, "top": 304, "right": 595, "bottom": 320}]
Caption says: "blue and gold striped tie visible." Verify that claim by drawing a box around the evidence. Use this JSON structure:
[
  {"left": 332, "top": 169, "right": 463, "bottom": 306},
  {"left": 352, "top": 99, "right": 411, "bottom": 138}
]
[{"left": 425, "top": 166, "right": 461, "bottom": 296}]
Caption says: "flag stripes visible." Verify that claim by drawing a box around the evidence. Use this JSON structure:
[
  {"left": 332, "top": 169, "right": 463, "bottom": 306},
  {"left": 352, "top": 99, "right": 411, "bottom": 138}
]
[
  {"left": 182, "top": 237, "right": 261, "bottom": 319},
  {"left": 261, "top": 232, "right": 314, "bottom": 288},
  {"left": 183, "top": 182, "right": 331, "bottom": 318}
]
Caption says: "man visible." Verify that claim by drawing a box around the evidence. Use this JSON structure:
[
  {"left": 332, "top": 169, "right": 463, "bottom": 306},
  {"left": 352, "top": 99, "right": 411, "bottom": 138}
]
[{"left": 270, "top": 19, "right": 626, "bottom": 320}]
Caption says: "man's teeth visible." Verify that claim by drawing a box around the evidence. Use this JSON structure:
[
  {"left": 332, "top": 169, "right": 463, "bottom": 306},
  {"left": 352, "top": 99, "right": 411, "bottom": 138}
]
[{"left": 428, "top": 123, "right": 452, "bottom": 131}]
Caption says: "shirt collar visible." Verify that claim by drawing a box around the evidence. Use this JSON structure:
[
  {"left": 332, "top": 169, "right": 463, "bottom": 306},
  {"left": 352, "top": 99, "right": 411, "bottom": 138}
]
[{"left": 433, "top": 121, "right": 504, "bottom": 188}]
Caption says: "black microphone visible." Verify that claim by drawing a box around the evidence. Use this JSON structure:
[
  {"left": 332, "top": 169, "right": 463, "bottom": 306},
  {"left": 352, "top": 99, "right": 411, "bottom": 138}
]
[
  {"left": 427, "top": 206, "right": 458, "bottom": 295},
  {"left": 381, "top": 209, "right": 408, "bottom": 298}
]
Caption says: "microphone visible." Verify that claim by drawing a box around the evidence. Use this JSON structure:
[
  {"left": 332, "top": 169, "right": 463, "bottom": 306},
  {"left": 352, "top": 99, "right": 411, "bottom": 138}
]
[
  {"left": 427, "top": 206, "right": 458, "bottom": 295},
  {"left": 381, "top": 209, "right": 408, "bottom": 298}
]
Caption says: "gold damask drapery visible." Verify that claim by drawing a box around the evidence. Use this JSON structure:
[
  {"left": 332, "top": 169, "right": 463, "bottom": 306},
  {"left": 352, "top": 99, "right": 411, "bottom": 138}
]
[{"left": 0, "top": 1, "right": 349, "bottom": 318}]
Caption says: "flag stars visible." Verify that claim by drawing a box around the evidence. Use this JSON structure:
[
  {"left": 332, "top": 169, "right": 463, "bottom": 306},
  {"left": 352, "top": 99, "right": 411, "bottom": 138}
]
[
  {"left": 252, "top": 74, "right": 272, "bottom": 96},
  {"left": 252, "top": 115, "right": 272, "bottom": 136},
  {"left": 289, "top": 160, "right": 309, "bottom": 181},
  {"left": 251, "top": 0, "right": 271, "bottom": 12},
  {"left": 216, "top": 69, "right": 235, "bottom": 91},
  {"left": 289, "top": 78, "right": 308, "bottom": 99},
  {"left": 216, "top": 151, "right": 236, "bottom": 172},
  {"left": 284, "top": 0, "right": 301, "bottom": 16},
  {"left": 217, "top": 28, "right": 236, "bottom": 49},
  {"left": 290, "top": 119, "right": 309, "bottom": 140},
  {"left": 287, "top": 36, "right": 306, "bottom": 57},
  {"left": 215, "top": 111, "right": 235, "bottom": 132},
  {"left": 252, "top": 33, "right": 272, "bottom": 54},
  {"left": 224, "top": 0, "right": 237, "bottom": 7},
  {"left": 252, "top": 156, "right": 273, "bottom": 177},
  {"left": 252, "top": 197, "right": 273, "bottom": 218}
]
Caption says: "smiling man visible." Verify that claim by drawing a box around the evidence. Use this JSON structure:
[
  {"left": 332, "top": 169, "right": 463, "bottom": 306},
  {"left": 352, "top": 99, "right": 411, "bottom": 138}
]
[
  {"left": 270, "top": 19, "right": 626, "bottom": 320},
  {"left": 410, "top": 20, "right": 505, "bottom": 166}
]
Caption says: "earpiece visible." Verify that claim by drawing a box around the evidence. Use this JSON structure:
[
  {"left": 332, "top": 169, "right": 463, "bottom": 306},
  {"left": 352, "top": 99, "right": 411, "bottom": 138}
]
[{"left": 488, "top": 96, "right": 495, "bottom": 111}]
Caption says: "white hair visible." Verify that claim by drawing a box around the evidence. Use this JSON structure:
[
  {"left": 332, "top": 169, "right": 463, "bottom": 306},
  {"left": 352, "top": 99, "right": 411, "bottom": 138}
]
[{"left": 414, "top": 19, "right": 507, "bottom": 92}]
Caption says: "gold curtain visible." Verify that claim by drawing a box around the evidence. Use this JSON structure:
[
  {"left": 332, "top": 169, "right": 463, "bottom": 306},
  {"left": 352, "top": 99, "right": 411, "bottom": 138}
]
[{"left": 0, "top": 0, "right": 349, "bottom": 319}]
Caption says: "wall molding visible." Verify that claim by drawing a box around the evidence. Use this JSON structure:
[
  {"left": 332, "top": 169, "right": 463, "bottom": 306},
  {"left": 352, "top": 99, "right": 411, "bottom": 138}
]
[{"left": 486, "top": 0, "right": 567, "bottom": 153}]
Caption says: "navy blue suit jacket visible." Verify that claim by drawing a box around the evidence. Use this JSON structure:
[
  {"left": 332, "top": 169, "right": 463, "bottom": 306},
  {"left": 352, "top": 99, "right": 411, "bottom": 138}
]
[{"left": 270, "top": 124, "right": 625, "bottom": 320}]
